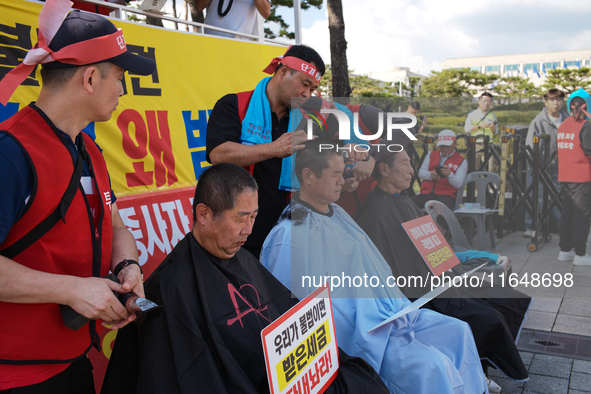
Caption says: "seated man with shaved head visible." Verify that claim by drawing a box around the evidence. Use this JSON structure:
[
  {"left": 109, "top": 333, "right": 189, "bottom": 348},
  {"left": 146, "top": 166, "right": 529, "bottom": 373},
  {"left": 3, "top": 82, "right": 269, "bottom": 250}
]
[{"left": 105, "top": 163, "right": 389, "bottom": 394}]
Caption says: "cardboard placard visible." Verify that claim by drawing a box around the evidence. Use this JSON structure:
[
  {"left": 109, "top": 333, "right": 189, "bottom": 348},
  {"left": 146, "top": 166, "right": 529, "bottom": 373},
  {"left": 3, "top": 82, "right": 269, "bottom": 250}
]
[
  {"left": 262, "top": 286, "right": 339, "bottom": 394},
  {"left": 401, "top": 216, "right": 460, "bottom": 277}
]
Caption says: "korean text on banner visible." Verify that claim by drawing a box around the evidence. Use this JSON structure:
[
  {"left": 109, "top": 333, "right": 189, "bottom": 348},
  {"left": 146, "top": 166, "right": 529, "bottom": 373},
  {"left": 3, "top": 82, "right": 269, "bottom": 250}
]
[
  {"left": 0, "top": 0, "right": 287, "bottom": 197},
  {"left": 401, "top": 216, "right": 460, "bottom": 277},
  {"left": 262, "top": 286, "right": 339, "bottom": 394}
]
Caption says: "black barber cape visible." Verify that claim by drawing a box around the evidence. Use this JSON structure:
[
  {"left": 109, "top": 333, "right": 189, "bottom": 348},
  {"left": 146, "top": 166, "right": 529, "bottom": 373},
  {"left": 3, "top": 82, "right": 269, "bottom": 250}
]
[
  {"left": 354, "top": 187, "right": 531, "bottom": 381},
  {"left": 102, "top": 233, "right": 388, "bottom": 394}
]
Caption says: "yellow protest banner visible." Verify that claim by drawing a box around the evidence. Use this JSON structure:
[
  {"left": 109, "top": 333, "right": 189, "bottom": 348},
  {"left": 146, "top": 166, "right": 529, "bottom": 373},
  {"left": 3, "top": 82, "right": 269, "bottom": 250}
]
[{"left": 1, "top": 0, "right": 287, "bottom": 196}]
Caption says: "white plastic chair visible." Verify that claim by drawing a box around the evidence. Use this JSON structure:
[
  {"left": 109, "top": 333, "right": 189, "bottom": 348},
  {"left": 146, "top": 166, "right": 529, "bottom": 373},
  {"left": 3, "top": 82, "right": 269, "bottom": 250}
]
[
  {"left": 453, "top": 171, "right": 500, "bottom": 250},
  {"left": 424, "top": 200, "right": 471, "bottom": 252},
  {"left": 425, "top": 200, "right": 512, "bottom": 287}
]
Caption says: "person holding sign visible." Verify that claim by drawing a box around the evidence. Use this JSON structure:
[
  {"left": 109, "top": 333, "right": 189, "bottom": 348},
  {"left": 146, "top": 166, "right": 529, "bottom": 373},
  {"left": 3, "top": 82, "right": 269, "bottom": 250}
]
[
  {"left": 261, "top": 141, "right": 488, "bottom": 394},
  {"left": 0, "top": 1, "right": 154, "bottom": 391},
  {"left": 104, "top": 163, "right": 390, "bottom": 394},
  {"left": 354, "top": 141, "right": 531, "bottom": 390}
]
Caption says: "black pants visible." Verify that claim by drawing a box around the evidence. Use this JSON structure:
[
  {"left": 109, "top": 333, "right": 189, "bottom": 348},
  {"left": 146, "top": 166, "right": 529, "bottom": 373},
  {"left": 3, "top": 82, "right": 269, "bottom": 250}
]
[
  {"left": 559, "top": 182, "right": 591, "bottom": 255},
  {"left": 1, "top": 358, "right": 95, "bottom": 394},
  {"left": 411, "top": 192, "right": 456, "bottom": 211}
]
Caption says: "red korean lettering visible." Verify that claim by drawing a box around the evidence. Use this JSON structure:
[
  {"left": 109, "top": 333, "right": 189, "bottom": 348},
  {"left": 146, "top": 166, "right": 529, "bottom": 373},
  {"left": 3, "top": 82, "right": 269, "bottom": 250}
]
[{"left": 118, "top": 109, "right": 178, "bottom": 188}]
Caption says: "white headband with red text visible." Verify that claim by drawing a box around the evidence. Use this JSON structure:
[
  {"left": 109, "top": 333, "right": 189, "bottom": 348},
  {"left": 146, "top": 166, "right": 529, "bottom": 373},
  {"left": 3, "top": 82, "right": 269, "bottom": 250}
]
[{"left": 263, "top": 51, "right": 323, "bottom": 82}]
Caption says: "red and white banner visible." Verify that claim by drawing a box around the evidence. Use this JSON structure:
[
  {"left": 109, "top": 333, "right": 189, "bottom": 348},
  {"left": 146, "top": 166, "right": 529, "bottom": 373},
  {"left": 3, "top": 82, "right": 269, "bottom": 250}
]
[{"left": 401, "top": 216, "right": 460, "bottom": 277}]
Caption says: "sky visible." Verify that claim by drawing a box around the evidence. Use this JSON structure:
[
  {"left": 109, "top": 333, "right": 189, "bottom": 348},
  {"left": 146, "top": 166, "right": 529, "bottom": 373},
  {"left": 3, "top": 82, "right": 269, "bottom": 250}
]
[
  {"left": 271, "top": 0, "right": 591, "bottom": 77},
  {"left": 157, "top": 0, "right": 591, "bottom": 77}
]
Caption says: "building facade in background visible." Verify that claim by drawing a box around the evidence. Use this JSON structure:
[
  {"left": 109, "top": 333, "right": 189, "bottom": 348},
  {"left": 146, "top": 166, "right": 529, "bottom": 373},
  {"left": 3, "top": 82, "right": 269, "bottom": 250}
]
[
  {"left": 442, "top": 49, "right": 591, "bottom": 86},
  {"left": 367, "top": 67, "right": 426, "bottom": 97}
]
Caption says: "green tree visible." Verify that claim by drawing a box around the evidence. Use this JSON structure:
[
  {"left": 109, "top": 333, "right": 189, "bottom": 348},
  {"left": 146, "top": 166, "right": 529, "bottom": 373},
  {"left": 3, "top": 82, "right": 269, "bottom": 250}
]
[
  {"left": 492, "top": 76, "right": 540, "bottom": 100},
  {"left": 264, "top": 0, "right": 323, "bottom": 39},
  {"left": 318, "top": 65, "right": 333, "bottom": 96},
  {"left": 419, "top": 69, "right": 471, "bottom": 97},
  {"left": 541, "top": 68, "right": 591, "bottom": 95},
  {"left": 419, "top": 68, "right": 540, "bottom": 98},
  {"left": 319, "top": 66, "right": 398, "bottom": 97},
  {"left": 349, "top": 74, "right": 396, "bottom": 97},
  {"left": 408, "top": 76, "right": 422, "bottom": 97}
]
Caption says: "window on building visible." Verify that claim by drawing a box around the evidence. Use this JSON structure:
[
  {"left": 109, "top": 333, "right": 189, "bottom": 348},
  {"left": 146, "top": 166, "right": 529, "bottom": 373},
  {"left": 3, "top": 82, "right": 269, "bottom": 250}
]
[
  {"left": 585, "top": 60, "right": 590, "bottom": 66},
  {"left": 485, "top": 65, "right": 500, "bottom": 72},
  {"left": 469, "top": 66, "right": 481, "bottom": 72},
  {"left": 566, "top": 60, "right": 578, "bottom": 67},
  {"left": 524, "top": 63, "right": 537, "bottom": 70},
  {"left": 544, "top": 62, "right": 559, "bottom": 70},
  {"left": 505, "top": 64, "right": 519, "bottom": 71}
]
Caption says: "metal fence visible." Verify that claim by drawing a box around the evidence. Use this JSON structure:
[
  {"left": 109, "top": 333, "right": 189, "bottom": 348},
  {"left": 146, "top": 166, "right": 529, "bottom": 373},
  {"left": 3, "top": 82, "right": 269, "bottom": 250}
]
[{"left": 407, "top": 126, "right": 561, "bottom": 252}]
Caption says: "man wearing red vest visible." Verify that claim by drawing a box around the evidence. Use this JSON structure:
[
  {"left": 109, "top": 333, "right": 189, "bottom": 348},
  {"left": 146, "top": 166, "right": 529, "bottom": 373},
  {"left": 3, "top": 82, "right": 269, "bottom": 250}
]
[
  {"left": 556, "top": 88, "right": 591, "bottom": 266},
  {"left": 205, "top": 45, "right": 325, "bottom": 258},
  {"left": 0, "top": 1, "right": 154, "bottom": 391},
  {"left": 412, "top": 129, "right": 467, "bottom": 210}
]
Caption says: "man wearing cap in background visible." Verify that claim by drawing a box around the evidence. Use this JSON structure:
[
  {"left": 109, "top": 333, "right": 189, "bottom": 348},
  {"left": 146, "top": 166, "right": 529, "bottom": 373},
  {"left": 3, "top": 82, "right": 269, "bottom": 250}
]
[
  {"left": 205, "top": 45, "right": 325, "bottom": 259},
  {"left": 412, "top": 129, "right": 467, "bottom": 210},
  {"left": 0, "top": 0, "right": 155, "bottom": 391}
]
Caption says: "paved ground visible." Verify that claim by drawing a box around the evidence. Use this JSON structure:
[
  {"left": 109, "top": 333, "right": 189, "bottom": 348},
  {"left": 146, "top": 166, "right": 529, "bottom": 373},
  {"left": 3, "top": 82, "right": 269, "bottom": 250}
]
[{"left": 486, "top": 229, "right": 591, "bottom": 393}]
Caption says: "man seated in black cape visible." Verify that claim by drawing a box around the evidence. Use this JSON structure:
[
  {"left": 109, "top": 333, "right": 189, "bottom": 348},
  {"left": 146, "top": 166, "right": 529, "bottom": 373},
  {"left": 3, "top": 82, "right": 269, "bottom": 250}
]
[
  {"left": 353, "top": 140, "right": 532, "bottom": 390},
  {"left": 102, "top": 163, "right": 388, "bottom": 394}
]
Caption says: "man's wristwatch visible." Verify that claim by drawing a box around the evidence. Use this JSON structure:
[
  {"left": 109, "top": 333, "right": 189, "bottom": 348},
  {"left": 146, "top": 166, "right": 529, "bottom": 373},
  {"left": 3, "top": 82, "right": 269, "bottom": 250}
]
[
  {"left": 477, "top": 125, "right": 481, "bottom": 129},
  {"left": 113, "top": 259, "right": 143, "bottom": 278}
]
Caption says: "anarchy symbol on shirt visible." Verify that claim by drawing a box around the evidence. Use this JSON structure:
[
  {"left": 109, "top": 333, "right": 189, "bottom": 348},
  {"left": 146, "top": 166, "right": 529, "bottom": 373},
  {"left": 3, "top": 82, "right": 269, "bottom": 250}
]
[{"left": 226, "top": 283, "right": 270, "bottom": 327}]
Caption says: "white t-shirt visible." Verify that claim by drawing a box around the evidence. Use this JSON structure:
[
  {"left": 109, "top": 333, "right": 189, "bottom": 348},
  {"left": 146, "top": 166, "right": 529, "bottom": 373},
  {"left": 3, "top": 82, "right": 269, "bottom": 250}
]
[
  {"left": 547, "top": 113, "right": 563, "bottom": 130},
  {"left": 204, "top": 0, "right": 258, "bottom": 38}
]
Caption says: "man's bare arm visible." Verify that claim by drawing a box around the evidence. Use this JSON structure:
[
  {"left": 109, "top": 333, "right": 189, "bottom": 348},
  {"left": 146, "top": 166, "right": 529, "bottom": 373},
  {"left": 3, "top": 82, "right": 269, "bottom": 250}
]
[
  {"left": 111, "top": 203, "right": 144, "bottom": 299},
  {"left": 0, "top": 255, "right": 130, "bottom": 324},
  {"left": 209, "top": 129, "right": 309, "bottom": 166},
  {"left": 254, "top": 0, "right": 271, "bottom": 18},
  {"left": 195, "top": 0, "right": 212, "bottom": 12}
]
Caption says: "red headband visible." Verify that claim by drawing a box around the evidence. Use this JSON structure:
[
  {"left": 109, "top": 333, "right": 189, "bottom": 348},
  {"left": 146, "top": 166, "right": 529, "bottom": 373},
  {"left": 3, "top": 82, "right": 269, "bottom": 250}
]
[
  {"left": 570, "top": 101, "right": 591, "bottom": 119},
  {"left": 0, "top": 0, "right": 128, "bottom": 106},
  {"left": 263, "top": 50, "right": 323, "bottom": 82}
]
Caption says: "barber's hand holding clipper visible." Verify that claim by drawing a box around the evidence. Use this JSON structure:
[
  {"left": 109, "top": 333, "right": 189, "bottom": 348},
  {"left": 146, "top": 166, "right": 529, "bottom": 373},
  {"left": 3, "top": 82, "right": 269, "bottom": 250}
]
[{"left": 61, "top": 260, "right": 161, "bottom": 331}]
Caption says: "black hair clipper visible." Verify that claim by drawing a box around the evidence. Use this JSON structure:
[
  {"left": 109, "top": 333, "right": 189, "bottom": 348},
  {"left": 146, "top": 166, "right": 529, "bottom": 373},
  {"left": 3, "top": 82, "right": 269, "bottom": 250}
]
[{"left": 60, "top": 274, "right": 162, "bottom": 330}]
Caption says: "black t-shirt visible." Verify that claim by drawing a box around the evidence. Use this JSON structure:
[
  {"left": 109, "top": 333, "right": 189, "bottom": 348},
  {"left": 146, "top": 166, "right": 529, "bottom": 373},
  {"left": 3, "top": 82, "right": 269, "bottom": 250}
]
[{"left": 206, "top": 94, "right": 291, "bottom": 252}]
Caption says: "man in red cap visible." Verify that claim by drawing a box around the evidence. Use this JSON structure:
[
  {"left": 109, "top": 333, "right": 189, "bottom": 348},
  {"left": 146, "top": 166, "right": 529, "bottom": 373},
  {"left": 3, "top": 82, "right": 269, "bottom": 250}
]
[
  {"left": 0, "top": 1, "right": 155, "bottom": 391},
  {"left": 412, "top": 129, "right": 467, "bottom": 210}
]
